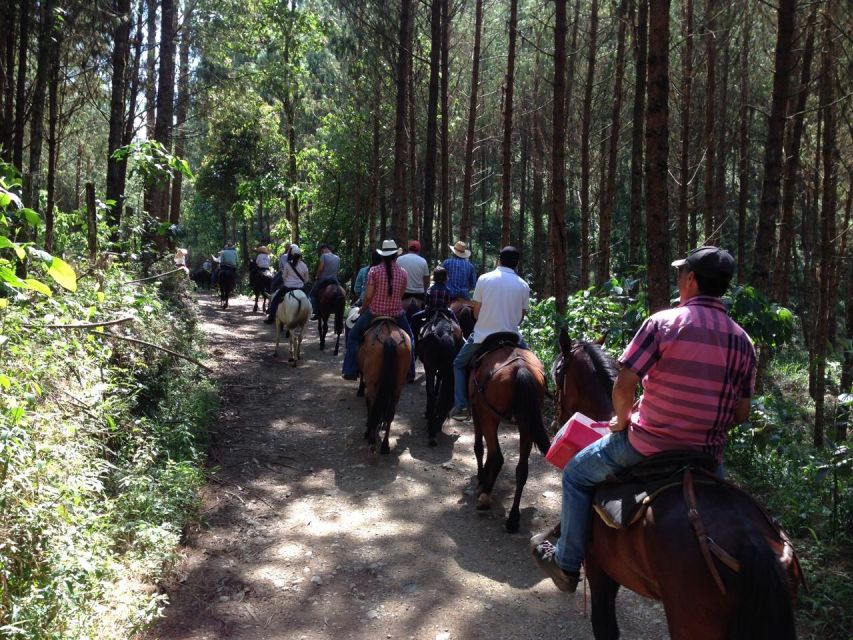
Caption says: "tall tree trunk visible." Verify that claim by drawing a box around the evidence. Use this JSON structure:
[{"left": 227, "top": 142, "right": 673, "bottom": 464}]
[
  {"left": 550, "top": 0, "right": 569, "bottom": 314},
  {"left": 597, "top": 0, "right": 628, "bottom": 285},
  {"left": 106, "top": 0, "right": 133, "bottom": 231},
  {"left": 422, "top": 0, "right": 441, "bottom": 258},
  {"left": 12, "top": 0, "right": 29, "bottom": 171},
  {"left": 370, "top": 71, "right": 381, "bottom": 247},
  {"left": 25, "top": 0, "right": 59, "bottom": 213},
  {"left": 628, "top": 0, "right": 648, "bottom": 268},
  {"left": 143, "top": 0, "right": 157, "bottom": 215},
  {"left": 814, "top": 2, "right": 839, "bottom": 447},
  {"left": 151, "top": 0, "right": 176, "bottom": 234},
  {"left": 751, "top": 0, "right": 795, "bottom": 293},
  {"left": 531, "top": 40, "right": 545, "bottom": 294},
  {"left": 460, "top": 0, "right": 483, "bottom": 242},
  {"left": 676, "top": 0, "right": 693, "bottom": 257},
  {"left": 775, "top": 7, "right": 817, "bottom": 303},
  {"left": 45, "top": 46, "right": 61, "bottom": 253},
  {"left": 407, "top": 57, "right": 418, "bottom": 243},
  {"left": 701, "top": 0, "right": 717, "bottom": 244},
  {"left": 170, "top": 0, "right": 193, "bottom": 226},
  {"left": 0, "top": 2, "right": 16, "bottom": 162},
  {"left": 735, "top": 6, "right": 752, "bottom": 282},
  {"left": 391, "top": 0, "right": 412, "bottom": 242},
  {"left": 121, "top": 0, "right": 145, "bottom": 196},
  {"left": 841, "top": 175, "right": 853, "bottom": 406},
  {"left": 712, "top": 41, "right": 730, "bottom": 245},
  {"left": 644, "top": 0, "right": 671, "bottom": 313},
  {"left": 500, "top": 0, "right": 519, "bottom": 248},
  {"left": 579, "top": 0, "right": 599, "bottom": 289},
  {"left": 439, "top": 0, "right": 451, "bottom": 256}
]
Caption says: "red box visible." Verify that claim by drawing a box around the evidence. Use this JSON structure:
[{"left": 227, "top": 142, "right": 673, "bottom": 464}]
[{"left": 546, "top": 412, "right": 611, "bottom": 469}]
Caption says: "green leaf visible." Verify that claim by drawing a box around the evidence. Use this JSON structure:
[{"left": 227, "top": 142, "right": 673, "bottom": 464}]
[
  {"left": 46, "top": 256, "right": 77, "bottom": 292},
  {"left": 0, "top": 374, "right": 11, "bottom": 390},
  {"left": 20, "top": 208, "right": 42, "bottom": 228},
  {"left": 0, "top": 236, "right": 25, "bottom": 260},
  {"left": 24, "top": 278, "right": 52, "bottom": 297}
]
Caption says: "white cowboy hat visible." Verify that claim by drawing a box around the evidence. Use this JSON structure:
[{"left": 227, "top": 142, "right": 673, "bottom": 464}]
[
  {"left": 449, "top": 240, "right": 471, "bottom": 259},
  {"left": 346, "top": 306, "right": 360, "bottom": 329},
  {"left": 377, "top": 239, "right": 402, "bottom": 256}
]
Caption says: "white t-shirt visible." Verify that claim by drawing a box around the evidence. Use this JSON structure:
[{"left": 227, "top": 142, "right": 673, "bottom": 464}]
[
  {"left": 282, "top": 259, "right": 310, "bottom": 288},
  {"left": 256, "top": 253, "right": 271, "bottom": 269},
  {"left": 396, "top": 252, "right": 430, "bottom": 294},
  {"left": 471, "top": 266, "right": 530, "bottom": 343}
]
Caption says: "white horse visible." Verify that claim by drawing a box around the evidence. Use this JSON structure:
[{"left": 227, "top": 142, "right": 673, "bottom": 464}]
[{"left": 274, "top": 289, "right": 311, "bottom": 363}]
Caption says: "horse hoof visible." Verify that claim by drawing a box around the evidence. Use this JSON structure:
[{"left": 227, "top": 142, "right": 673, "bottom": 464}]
[
  {"left": 476, "top": 493, "right": 491, "bottom": 510},
  {"left": 505, "top": 513, "right": 520, "bottom": 533}
]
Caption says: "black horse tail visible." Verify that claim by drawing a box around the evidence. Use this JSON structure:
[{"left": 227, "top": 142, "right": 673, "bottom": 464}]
[
  {"left": 729, "top": 529, "right": 796, "bottom": 640},
  {"left": 333, "top": 287, "right": 346, "bottom": 334},
  {"left": 376, "top": 338, "right": 400, "bottom": 425},
  {"left": 512, "top": 366, "right": 550, "bottom": 455}
]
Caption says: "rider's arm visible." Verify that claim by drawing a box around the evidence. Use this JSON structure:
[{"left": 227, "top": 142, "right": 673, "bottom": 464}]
[
  {"left": 314, "top": 256, "right": 324, "bottom": 280},
  {"left": 361, "top": 280, "right": 375, "bottom": 312},
  {"left": 610, "top": 366, "right": 639, "bottom": 432},
  {"left": 421, "top": 274, "right": 430, "bottom": 292},
  {"left": 733, "top": 397, "right": 751, "bottom": 423},
  {"left": 472, "top": 300, "right": 482, "bottom": 319}
]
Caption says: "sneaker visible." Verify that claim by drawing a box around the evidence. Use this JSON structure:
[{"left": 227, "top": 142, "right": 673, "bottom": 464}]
[
  {"left": 530, "top": 538, "right": 580, "bottom": 593},
  {"left": 449, "top": 405, "right": 469, "bottom": 421},
  {"left": 341, "top": 372, "right": 358, "bottom": 381}
]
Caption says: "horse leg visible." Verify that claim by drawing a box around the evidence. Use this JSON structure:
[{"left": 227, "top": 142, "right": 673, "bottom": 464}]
[
  {"left": 253, "top": 292, "right": 259, "bottom": 313},
  {"left": 333, "top": 329, "right": 341, "bottom": 356},
  {"left": 380, "top": 420, "right": 391, "bottom": 454},
  {"left": 505, "top": 433, "right": 533, "bottom": 533},
  {"left": 476, "top": 414, "right": 503, "bottom": 511},
  {"left": 274, "top": 321, "right": 282, "bottom": 357},
  {"left": 319, "top": 317, "right": 326, "bottom": 350},
  {"left": 586, "top": 560, "right": 621, "bottom": 640},
  {"left": 473, "top": 405, "right": 485, "bottom": 485}
]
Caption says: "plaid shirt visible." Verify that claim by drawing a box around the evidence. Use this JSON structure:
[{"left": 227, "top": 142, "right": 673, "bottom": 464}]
[
  {"left": 619, "top": 296, "right": 756, "bottom": 463},
  {"left": 425, "top": 282, "right": 451, "bottom": 310},
  {"left": 442, "top": 256, "right": 477, "bottom": 299},
  {"left": 367, "top": 263, "right": 407, "bottom": 316}
]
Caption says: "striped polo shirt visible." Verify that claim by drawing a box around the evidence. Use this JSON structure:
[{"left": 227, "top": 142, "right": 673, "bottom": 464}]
[{"left": 619, "top": 296, "right": 756, "bottom": 463}]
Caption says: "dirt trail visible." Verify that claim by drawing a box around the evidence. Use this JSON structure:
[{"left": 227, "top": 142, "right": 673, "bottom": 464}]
[{"left": 149, "top": 292, "right": 668, "bottom": 640}]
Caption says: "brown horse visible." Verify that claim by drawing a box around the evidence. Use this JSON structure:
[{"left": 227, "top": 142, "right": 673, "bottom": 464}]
[
  {"left": 467, "top": 336, "right": 551, "bottom": 532},
  {"left": 449, "top": 298, "right": 475, "bottom": 338},
  {"left": 357, "top": 318, "right": 412, "bottom": 454},
  {"left": 316, "top": 281, "right": 346, "bottom": 354},
  {"left": 552, "top": 328, "right": 804, "bottom": 640}
]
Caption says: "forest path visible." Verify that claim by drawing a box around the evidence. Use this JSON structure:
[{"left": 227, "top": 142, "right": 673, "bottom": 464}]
[{"left": 148, "top": 291, "right": 668, "bottom": 640}]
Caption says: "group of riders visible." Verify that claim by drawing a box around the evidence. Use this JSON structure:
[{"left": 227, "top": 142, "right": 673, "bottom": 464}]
[{"left": 193, "top": 240, "right": 760, "bottom": 598}]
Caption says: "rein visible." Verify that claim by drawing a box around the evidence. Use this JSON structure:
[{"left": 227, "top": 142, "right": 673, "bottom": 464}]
[{"left": 472, "top": 352, "right": 526, "bottom": 420}]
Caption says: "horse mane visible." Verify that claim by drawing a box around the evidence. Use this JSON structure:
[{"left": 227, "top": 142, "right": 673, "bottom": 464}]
[{"left": 581, "top": 342, "right": 619, "bottom": 389}]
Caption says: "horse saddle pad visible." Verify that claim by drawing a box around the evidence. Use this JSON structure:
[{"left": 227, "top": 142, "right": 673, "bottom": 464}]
[
  {"left": 367, "top": 316, "right": 403, "bottom": 331},
  {"left": 472, "top": 332, "right": 520, "bottom": 365},
  {"left": 593, "top": 451, "right": 717, "bottom": 529}
]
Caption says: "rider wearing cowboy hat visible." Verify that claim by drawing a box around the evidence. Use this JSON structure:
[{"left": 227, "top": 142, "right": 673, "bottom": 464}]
[
  {"left": 254, "top": 245, "right": 272, "bottom": 271},
  {"left": 341, "top": 239, "right": 416, "bottom": 381},
  {"left": 442, "top": 240, "right": 477, "bottom": 300}
]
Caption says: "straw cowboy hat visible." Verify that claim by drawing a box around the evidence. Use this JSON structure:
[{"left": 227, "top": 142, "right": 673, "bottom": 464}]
[
  {"left": 449, "top": 240, "right": 471, "bottom": 259},
  {"left": 256, "top": 245, "right": 271, "bottom": 254},
  {"left": 377, "top": 239, "right": 402, "bottom": 256}
]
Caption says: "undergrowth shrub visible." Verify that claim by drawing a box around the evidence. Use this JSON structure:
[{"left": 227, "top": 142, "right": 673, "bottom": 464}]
[{"left": 0, "top": 257, "right": 215, "bottom": 639}]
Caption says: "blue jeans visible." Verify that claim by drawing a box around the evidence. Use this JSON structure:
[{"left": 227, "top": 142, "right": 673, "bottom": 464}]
[
  {"left": 555, "top": 430, "right": 646, "bottom": 572},
  {"left": 452, "top": 334, "right": 527, "bottom": 409},
  {"left": 342, "top": 310, "right": 415, "bottom": 379}
]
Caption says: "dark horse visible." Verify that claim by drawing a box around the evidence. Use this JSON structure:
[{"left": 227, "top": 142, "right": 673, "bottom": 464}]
[
  {"left": 249, "top": 264, "right": 273, "bottom": 313},
  {"left": 218, "top": 266, "right": 237, "bottom": 309},
  {"left": 467, "top": 335, "right": 551, "bottom": 532},
  {"left": 357, "top": 319, "right": 412, "bottom": 454},
  {"left": 415, "top": 310, "right": 463, "bottom": 446},
  {"left": 552, "top": 328, "right": 804, "bottom": 640},
  {"left": 190, "top": 268, "right": 211, "bottom": 290},
  {"left": 316, "top": 280, "right": 346, "bottom": 355},
  {"left": 449, "top": 298, "right": 475, "bottom": 338}
]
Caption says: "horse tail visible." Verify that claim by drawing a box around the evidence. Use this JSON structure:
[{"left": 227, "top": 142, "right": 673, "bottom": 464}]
[
  {"left": 729, "top": 529, "right": 796, "bottom": 640},
  {"left": 375, "top": 338, "right": 399, "bottom": 424},
  {"left": 333, "top": 287, "right": 345, "bottom": 334},
  {"left": 512, "top": 366, "right": 550, "bottom": 455},
  {"left": 286, "top": 293, "right": 310, "bottom": 330}
]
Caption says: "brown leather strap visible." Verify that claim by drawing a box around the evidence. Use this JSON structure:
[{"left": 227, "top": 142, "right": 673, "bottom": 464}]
[
  {"left": 472, "top": 354, "right": 525, "bottom": 419},
  {"left": 683, "top": 468, "right": 740, "bottom": 595}
]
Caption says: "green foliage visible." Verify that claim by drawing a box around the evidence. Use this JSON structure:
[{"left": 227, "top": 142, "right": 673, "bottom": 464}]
[
  {"left": 725, "top": 285, "right": 794, "bottom": 350},
  {"left": 0, "top": 256, "right": 214, "bottom": 638},
  {"left": 111, "top": 141, "right": 195, "bottom": 185}
]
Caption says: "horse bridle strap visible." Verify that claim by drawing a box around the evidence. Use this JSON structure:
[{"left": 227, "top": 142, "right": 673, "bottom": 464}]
[
  {"left": 683, "top": 469, "right": 741, "bottom": 595},
  {"left": 472, "top": 354, "right": 526, "bottom": 419}
]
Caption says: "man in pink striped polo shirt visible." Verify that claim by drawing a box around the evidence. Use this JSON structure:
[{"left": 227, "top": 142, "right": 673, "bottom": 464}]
[{"left": 532, "top": 246, "right": 755, "bottom": 594}]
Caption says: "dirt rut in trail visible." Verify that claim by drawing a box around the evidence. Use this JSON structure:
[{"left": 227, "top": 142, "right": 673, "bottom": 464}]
[{"left": 148, "top": 292, "right": 668, "bottom": 640}]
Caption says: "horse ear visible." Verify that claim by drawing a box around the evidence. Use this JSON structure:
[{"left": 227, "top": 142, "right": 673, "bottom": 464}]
[{"left": 558, "top": 326, "right": 572, "bottom": 355}]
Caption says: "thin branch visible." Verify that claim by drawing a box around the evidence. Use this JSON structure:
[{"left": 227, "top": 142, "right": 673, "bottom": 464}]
[
  {"left": 22, "top": 316, "right": 136, "bottom": 329},
  {"left": 91, "top": 330, "right": 213, "bottom": 372}
]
